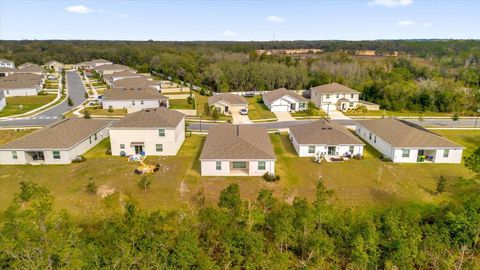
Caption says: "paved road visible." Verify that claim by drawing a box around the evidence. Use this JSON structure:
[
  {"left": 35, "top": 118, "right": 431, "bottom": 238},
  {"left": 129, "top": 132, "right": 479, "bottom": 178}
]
[
  {"left": 188, "top": 118, "right": 479, "bottom": 131},
  {"left": 0, "top": 71, "right": 87, "bottom": 127}
]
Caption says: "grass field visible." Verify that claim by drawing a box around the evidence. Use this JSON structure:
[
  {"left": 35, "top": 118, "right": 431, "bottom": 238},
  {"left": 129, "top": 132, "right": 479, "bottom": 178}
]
[
  {"left": 291, "top": 107, "right": 327, "bottom": 117},
  {"left": 81, "top": 108, "right": 127, "bottom": 116},
  {"left": 344, "top": 109, "right": 457, "bottom": 117},
  {"left": 0, "top": 94, "right": 56, "bottom": 117},
  {"left": 0, "top": 129, "right": 35, "bottom": 145},
  {"left": 245, "top": 96, "right": 277, "bottom": 120},
  {"left": 0, "top": 129, "right": 477, "bottom": 216},
  {"left": 169, "top": 99, "right": 195, "bottom": 109}
]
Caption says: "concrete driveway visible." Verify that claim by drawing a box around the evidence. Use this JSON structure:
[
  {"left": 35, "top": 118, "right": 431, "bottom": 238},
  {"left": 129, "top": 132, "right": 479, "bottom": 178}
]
[
  {"left": 274, "top": 111, "right": 295, "bottom": 121},
  {"left": 231, "top": 108, "right": 251, "bottom": 124}
]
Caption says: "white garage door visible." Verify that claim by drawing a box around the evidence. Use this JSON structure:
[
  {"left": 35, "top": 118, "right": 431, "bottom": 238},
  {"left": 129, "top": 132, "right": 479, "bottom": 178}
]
[{"left": 270, "top": 105, "right": 289, "bottom": 112}]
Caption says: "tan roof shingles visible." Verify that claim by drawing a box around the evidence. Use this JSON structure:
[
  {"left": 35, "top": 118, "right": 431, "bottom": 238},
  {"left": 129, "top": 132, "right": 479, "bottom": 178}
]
[
  {"left": 0, "top": 118, "right": 112, "bottom": 150},
  {"left": 357, "top": 118, "right": 462, "bottom": 148},
  {"left": 0, "top": 73, "right": 43, "bottom": 89},
  {"left": 208, "top": 93, "right": 248, "bottom": 106},
  {"left": 311, "top": 83, "right": 359, "bottom": 94},
  {"left": 112, "top": 77, "right": 159, "bottom": 89},
  {"left": 262, "top": 88, "right": 307, "bottom": 104},
  {"left": 103, "top": 88, "right": 168, "bottom": 101},
  {"left": 290, "top": 119, "right": 364, "bottom": 145},
  {"left": 111, "top": 107, "right": 184, "bottom": 128},
  {"left": 200, "top": 124, "right": 275, "bottom": 160}
]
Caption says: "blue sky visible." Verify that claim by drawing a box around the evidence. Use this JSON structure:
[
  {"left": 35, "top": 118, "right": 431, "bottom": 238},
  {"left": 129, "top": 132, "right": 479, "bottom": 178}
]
[{"left": 1, "top": 0, "right": 479, "bottom": 40}]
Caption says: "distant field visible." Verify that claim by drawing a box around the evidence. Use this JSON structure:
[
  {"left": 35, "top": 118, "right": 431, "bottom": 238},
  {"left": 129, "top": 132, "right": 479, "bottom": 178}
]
[
  {"left": 0, "top": 94, "right": 56, "bottom": 117},
  {"left": 0, "top": 129, "right": 477, "bottom": 216}
]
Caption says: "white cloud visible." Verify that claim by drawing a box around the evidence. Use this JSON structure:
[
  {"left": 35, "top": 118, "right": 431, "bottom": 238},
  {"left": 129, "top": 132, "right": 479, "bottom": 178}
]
[
  {"left": 65, "top": 5, "right": 93, "bottom": 14},
  {"left": 118, "top": 14, "right": 128, "bottom": 18},
  {"left": 266, "top": 15, "right": 285, "bottom": 23},
  {"left": 421, "top": 22, "right": 433, "bottom": 28},
  {"left": 223, "top": 30, "right": 237, "bottom": 37},
  {"left": 397, "top": 20, "right": 415, "bottom": 27},
  {"left": 369, "top": 0, "right": 413, "bottom": 7}
]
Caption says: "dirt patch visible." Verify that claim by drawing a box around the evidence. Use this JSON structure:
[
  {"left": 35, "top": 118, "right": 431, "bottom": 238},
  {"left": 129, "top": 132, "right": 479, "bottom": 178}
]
[{"left": 97, "top": 185, "right": 116, "bottom": 198}]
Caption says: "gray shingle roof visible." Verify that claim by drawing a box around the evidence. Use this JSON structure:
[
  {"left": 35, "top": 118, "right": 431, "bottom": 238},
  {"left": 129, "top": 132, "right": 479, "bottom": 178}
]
[
  {"left": 15, "top": 65, "right": 44, "bottom": 74},
  {"left": 208, "top": 93, "right": 248, "bottom": 106},
  {"left": 0, "top": 73, "right": 43, "bottom": 89},
  {"left": 262, "top": 88, "right": 307, "bottom": 104},
  {"left": 311, "top": 83, "right": 359, "bottom": 94},
  {"left": 103, "top": 88, "right": 168, "bottom": 101},
  {"left": 290, "top": 119, "right": 364, "bottom": 145},
  {"left": 0, "top": 118, "right": 112, "bottom": 150},
  {"left": 112, "top": 77, "right": 159, "bottom": 89},
  {"left": 357, "top": 118, "right": 463, "bottom": 148},
  {"left": 110, "top": 107, "right": 185, "bottom": 128},
  {"left": 96, "top": 64, "right": 131, "bottom": 72},
  {"left": 200, "top": 124, "right": 275, "bottom": 160}
]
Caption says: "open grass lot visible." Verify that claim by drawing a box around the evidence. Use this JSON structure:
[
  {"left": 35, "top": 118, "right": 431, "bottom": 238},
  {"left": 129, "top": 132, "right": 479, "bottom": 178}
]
[
  {"left": 245, "top": 96, "right": 277, "bottom": 120},
  {"left": 0, "top": 129, "right": 477, "bottom": 217},
  {"left": 169, "top": 98, "right": 195, "bottom": 109},
  {"left": 345, "top": 109, "right": 459, "bottom": 117},
  {"left": 0, "top": 94, "right": 56, "bottom": 117}
]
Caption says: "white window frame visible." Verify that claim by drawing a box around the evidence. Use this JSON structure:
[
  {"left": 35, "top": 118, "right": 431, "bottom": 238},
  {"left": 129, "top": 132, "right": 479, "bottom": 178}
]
[
  {"left": 215, "top": 161, "right": 221, "bottom": 170},
  {"left": 158, "top": 129, "right": 165, "bottom": 137},
  {"left": 11, "top": 151, "right": 18, "bottom": 160},
  {"left": 443, "top": 149, "right": 449, "bottom": 158},
  {"left": 402, "top": 149, "right": 410, "bottom": 158},
  {"left": 156, "top": 144, "right": 163, "bottom": 152},
  {"left": 258, "top": 161, "right": 266, "bottom": 170},
  {"left": 120, "top": 144, "right": 125, "bottom": 149},
  {"left": 52, "top": 151, "right": 61, "bottom": 159},
  {"left": 308, "top": 146, "right": 315, "bottom": 153}
]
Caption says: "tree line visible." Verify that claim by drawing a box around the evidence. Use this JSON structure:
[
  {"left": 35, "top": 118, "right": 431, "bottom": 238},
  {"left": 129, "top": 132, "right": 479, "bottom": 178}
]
[{"left": 1, "top": 40, "right": 479, "bottom": 113}]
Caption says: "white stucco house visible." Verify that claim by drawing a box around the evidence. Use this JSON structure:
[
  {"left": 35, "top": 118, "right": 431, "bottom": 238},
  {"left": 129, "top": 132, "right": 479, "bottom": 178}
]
[
  {"left": 109, "top": 108, "right": 185, "bottom": 156},
  {"left": 310, "top": 83, "right": 360, "bottom": 112},
  {"left": 0, "top": 90, "right": 6, "bottom": 112},
  {"left": 356, "top": 118, "right": 464, "bottom": 163},
  {"left": 0, "top": 59, "right": 15, "bottom": 68},
  {"left": 96, "top": 64, "right": 132, "bottom": 76},
  {"left": 208, "top": 93, "right": 248, "bottom": 114},
  {"left": 0, "top": 73, "right": 43, "bottom": 96},
  {"left": 102, "top": 88, "right": 169, "bottom": 113},
  {"left": 0, "top": 118, "right": 112, "bottom": 165},
  {"left": 112, "top": 77, "right": 160, "bottom": 91},
  {"left": 200, "top": 124, "right": 276, "bottom": 176},
  {"left": 103, "top": 71, "right": 146, "bottom": 86},
  {"left": 289, "top": 119, "right": 364, "bottom": 158},
  {"left": 44, "top": 60, "right": 64, "bottom": 72},
  {"left": 262, "top": 88, "right": 308, "bottom": 112},
  {"left": 16, "top": 63, "right": 45, "bottom": 76},
  {"left": 92, "top": 59, "right": 113, "bottom": 67}
]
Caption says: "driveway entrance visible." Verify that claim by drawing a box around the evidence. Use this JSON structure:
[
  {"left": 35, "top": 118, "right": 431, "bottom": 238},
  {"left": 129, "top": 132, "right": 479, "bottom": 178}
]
[
  {"left": 274, "top": 111, "right": 295, "bottom": 121},
  {"left": 231, "top": 107, "right": 251, "bottom": 124}
]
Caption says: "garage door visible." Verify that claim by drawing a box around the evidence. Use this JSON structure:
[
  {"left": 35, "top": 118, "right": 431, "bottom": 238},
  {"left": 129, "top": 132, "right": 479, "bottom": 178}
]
[{"left": 270, "top": 105, "right": 289, "bottom": 112}]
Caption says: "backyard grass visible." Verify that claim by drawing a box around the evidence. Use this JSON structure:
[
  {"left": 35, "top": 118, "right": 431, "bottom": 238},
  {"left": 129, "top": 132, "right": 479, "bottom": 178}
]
[
  {"left": 81, "top": 108, "right": 127, "bottom": 116},
  {"left": 291, "top": 107, "right": 327, "bottom": 117},
  {"left": 0, "top": 129, "right": 477, "bottom": 217},
  {"left": 169, "top": 99, "right": 195, "bottom": 110},
  {"left": 245, "top": 96, "right": 277, "bottom": 120},
  {"left": 0, "top": 129, "right": 35, "bottom": 145},
  {"left": 0, "top": 94, "right": 56, "bottom": 117},
  {"left": 345, "top": 109, "right": 457, "bottom": 117}
]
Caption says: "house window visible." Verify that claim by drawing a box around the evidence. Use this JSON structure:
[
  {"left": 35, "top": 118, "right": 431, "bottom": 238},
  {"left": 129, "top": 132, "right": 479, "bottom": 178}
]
[
  {"left": 308, "top": 146, "right": 315, "bottom": 153},
  {"left": 158, "top": 129, "right": 165, "bottom": 137},
  {"left": 336, "top": 94, "right": 339, "bottom": 98},
  {"left": 326, "top": 94, "right": 330, "bottom": 99},
  {"left": 94, "top": 133, "right": 97, "bottom": 140},
  {"left": 140, "top": 100, "right": 144, "bottom": 105},
  {"left": 351, "top": 94, "right": 354, "bottom": 98},
  {"left": 402, "top": 149, "right": 410, "bottom": 158},
  {"left": 216, "top": 161, "right": 221, "bottom": 170},
  {"left": 89, "top": 137, "right": 92, "bottom": 144},
  {"left": 120, "top": 144, "right": 125, "bottom": 149},
  {"left": 11, "top": 151, "right": 18, "bottom": 160},
  {"left": 258, "top": 161, "right": 266, "bottom": 170},
  {"left": 369, "top": 132, "right": 372, "bottom": 140},
  {"left": 232, "top": 161, "right": 247, "bottom": 169},
  {"left": 156, "top": 144, "right": 163, "bottom": 152},
  {"left": 132, "top": 101, "right": 135, "bottom": 105},
  {"left": 53, "top": 151, "right": 61, "bottom": 159},
  {"left": 349, "top": 146, "right": 354, "bottom": 153},
  {"left": 443, "top": 149, "right": 449, "bottom": 158},
  {"left": 349, "top": 102, "right": 354, "bottom": 107},
  {"left": 299, "top": 103, "right": 306, "bottom": 109},
  {"left": 374, "top": 136, "right": 377, "bottom": 143}
]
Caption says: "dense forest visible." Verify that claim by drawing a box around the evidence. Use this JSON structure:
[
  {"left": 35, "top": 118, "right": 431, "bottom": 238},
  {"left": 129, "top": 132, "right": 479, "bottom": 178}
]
[{"left": 1, "top": 39, "right": 479, "bottom": 113}]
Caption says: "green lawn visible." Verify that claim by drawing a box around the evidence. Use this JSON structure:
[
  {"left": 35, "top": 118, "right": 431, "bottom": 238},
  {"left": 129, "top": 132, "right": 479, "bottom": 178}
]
[
  {"left": 169, "top": 99, "right": 195, "bottom": 110},
  {"left": 345, "top": 109, "right": 457, "bottom": 117},
  {"left": 0, "top": 129, "right": 34, "bottom": 145},
  {"left": 245, "top": 96, "right": 276, "bottom": 120},
  {"left": 81, "top": 108, "right": 127, "bottom": 116},
  {"left": 0, "top": 129, "right": 477, "bottom": 216},
  {"left": 291, "top": 107, "right": 327, "bottom": 117},
  {"left": 0, "top": 94, "right": 57, "bottom": 117},
  {"left": 92, "top": 82, "right": 107, "bottom": 87}
]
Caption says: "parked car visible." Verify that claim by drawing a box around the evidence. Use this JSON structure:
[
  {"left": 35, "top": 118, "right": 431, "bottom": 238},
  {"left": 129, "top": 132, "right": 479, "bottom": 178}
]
[
  {"left": 243, "top": 91, "right": 255, "bottom": 97},
  {"left": 239, "top": 108, "right": 248, "bottom": 115}
]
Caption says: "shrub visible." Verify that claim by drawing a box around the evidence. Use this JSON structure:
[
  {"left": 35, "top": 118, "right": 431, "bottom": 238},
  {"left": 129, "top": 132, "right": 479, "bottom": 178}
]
[
  {"left": 263, "top": 172, "right": 280, "bottom": 182},
  {"left": 211, "top": 108, "right": 220, "bottom": 121},
  {"left": 86, "top": 178, "right": 97, "bottom": 195},
  {"left": 67, "top": 97, "right": 74, "bottom": 106},
  {"left": 108, "top": 105, "right": 113, "bottom": 113},
  {"left": 436, "top": 176, "right": 447, "bottom": 194},
  {"left": 138, "top": 176, "right": 151, "bottom": 190},
  {"left": 380, "top": 155, "right": 392, "bottom": 162},
  {"left": 187, "top": 95, "right": 194, "bottom": 105},
  {"left": 72, "top": 155, "right": 86, "bottom": 163},
  {"left": 83, "top": 110, "right": 91, "bottom": 119},
  {"left": 204, "top": 103, "right": 211, "bottom": 116}
]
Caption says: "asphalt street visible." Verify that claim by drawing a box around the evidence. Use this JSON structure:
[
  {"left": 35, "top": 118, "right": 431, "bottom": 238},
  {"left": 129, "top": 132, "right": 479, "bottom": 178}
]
[{"left": 0, "top": 71, "right": 87, "bottom": 127}]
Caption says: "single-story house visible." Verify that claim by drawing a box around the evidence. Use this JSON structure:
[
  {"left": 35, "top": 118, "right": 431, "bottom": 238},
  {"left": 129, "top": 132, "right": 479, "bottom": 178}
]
[
  {"left": 102, "top": 87, "right": 169, "bottom": 113},
  {"left": 112, "top": 77, "right": 160, "bottom": 91},
  {"left": 92, "top": 59, "right": 113, "bottom": 67},
  {"left": 199, "top": 124, "right": 276, "bottom": 176},
  {"left": 103, "top": 71, "right": 145, "bottom": 86},
  {"left": 0, "top": 59, "right": 15, "bottom": 68},
  {"left": 310, "top": 83, "right": 360, "bottom": 112},
  {"left": 0, "top": 118, "right": 112, "bottom": 165},
  {"left": 0, "top": 73, "right": 44, "bottom": 96},
  {"left": 208, "top": 93, "right": 248, "bottom": 114},
  {"left": 0, "top": 90, "right": 6, "bottom": 112},
  {"left": 44, "top": 60, "right": 64, "bottom": 72},
  {"left": 289, "top": 119, "right": 364, "bottom": 158},
  {"left": 109, "top": 107, "right": 185, "bottom": 156},
  {"left": 96, "top": 64, "right": 132, "bottom": 76},
  {"left": 356, "top": 118, "right": 464, "bottom": 163},
  {"left": 75, "top": 61, "right": 94, "bottom": 70},
  {"left": 15, "top": 64, "right": 45, "bottom": 76},
  {"left": 262, "top": 88, "right": 308, "bottom": 112},
  {"left": 0, "top": 67, "right": 17, "bottom": 77},
  {"left": 17, "top": 62, "right": 36, "bottom": 69}
]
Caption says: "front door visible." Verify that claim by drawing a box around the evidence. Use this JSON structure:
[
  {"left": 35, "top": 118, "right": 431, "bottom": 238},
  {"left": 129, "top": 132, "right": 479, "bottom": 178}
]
[
  {"left": 290, "top": 103, "right": 296, "bottom": 111},
  {"left": 341, "top": 103, "right": 347, "bottom": 110},
  {"left": 32, "top": 152, "right": 45, "bottom": 161},
  {"left": 135, "top": 145, "right": 144, "bottom": 155},
  {"left": 328, "top": 146, "right": 336, "bottom": 155},
  {"left": 224, "top": 106, "right": 229, "bottom": 113}
]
